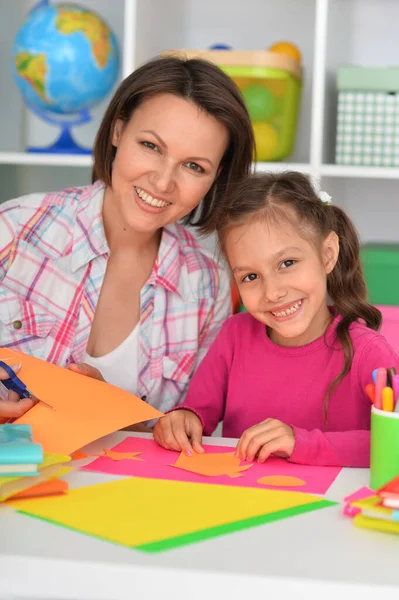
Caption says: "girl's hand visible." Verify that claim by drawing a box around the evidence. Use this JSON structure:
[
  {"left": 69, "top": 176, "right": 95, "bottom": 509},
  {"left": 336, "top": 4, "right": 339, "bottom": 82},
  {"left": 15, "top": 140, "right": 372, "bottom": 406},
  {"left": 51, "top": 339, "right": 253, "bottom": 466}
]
[
  {"left": 153, "top": 409, "right": 204, "bottom": 456},
  {"left": 68, "top": 362, "right": 106, "bottom": 382},
  {"left": 0, "top": 363, "right": 35, "bottom": 424},
  {"left": 236, "top": 418, "right": 295, "bottom": 463}
]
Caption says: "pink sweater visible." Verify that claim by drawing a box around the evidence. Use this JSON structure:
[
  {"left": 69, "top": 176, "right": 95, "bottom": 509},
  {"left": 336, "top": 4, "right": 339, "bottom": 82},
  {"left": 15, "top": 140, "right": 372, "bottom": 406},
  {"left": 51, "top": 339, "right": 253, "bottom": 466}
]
[{"left": 179, "top": 313, "right": 399, "bottom": 467}]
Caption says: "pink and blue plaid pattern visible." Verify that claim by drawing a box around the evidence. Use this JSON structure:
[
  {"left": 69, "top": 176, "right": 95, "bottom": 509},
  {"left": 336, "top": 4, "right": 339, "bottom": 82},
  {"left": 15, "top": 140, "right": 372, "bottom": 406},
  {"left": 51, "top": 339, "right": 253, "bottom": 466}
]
[{"left": 0, "top": 182, "right": 231, "bottom": 413}]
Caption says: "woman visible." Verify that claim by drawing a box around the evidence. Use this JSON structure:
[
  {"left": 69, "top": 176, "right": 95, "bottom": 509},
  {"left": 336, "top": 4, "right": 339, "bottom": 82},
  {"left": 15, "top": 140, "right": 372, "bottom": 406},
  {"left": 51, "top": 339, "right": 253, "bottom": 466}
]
[{"left": 0, "top": 55, "right": 254, "bottom": 424}]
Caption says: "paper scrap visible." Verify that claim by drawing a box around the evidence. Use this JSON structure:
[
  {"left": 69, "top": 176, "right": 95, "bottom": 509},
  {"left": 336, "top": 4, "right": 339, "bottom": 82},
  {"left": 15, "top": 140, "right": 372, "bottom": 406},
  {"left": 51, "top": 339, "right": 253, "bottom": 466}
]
[
  {"left": 70, "top": 450, "right": 88, "bottom": 461},
  {"left": 0, "top": 348, "right": 162, "bottom": 454},
  {"left": 82, "top": 437, "right": 341, "bottom": 495},
  {"left": 171, "top": 451, "right": 252, "bottom": 478},
  {"left": 92, "top": 449, "right": 143, "bottom": 462},
  {"left": 342, "top": 486, "right": 375, "bottom": 518},
  {"left": 257, "top": 475, "right": 306, "bottom": 487},
  {"left": 14, "top": 476, "right": 335, "bottom": 552},
  {"left": 8, "top": 478, "right": 69, "bottom": 501}
]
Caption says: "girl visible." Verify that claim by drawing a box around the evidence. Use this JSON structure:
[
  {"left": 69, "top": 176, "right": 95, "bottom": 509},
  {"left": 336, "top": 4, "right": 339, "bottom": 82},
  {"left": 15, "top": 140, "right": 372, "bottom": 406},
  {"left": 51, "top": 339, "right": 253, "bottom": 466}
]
[
  {"left": 153, "top": 171, "right": 399, "bottom": 467},
  {"left": 0, "top": 55, "right": 254, "bottom": 424}
]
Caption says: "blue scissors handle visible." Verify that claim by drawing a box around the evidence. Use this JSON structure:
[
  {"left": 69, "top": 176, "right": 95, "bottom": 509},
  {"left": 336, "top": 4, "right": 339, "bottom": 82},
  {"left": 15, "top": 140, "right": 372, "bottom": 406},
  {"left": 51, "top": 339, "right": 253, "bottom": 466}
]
[
  {"left": 0, "top": 360, "right": 55, "bottom": 410},
  {"left": 0, "top": 360, "right": 30, "bottom": 398}
]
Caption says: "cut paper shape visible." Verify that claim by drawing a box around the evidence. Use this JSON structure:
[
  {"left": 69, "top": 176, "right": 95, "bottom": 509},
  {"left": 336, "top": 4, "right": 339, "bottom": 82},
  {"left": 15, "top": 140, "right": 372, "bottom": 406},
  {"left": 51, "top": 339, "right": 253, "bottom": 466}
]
[
  {"left": 342, "top": 486, "right": 375, "bottom": 518},
  {"left": 171, "top": 451, "right": 252, "bottom": 478},
  {"left": 0, "top": 348, "right": 162, "bottom": 454},
  {"left": 70, "top": 450, "right": 88, "bottom": 461},
  {"left": 0, "top": 453, "right": 71, "bottom": 501},
  {"left": 14, "top": 476, "right": 336, "bottom": 552},
  {"left": 257, "top": 475, "right": 306, "bottom": 488},
  {"left": 92, "top": 449, "right": 143, "bottom": 462},
  {"left": 82, "top": 437, "right": 341, "bottom": 495},
  {"left": 8, "top": 478, "right": 68, "bottom": 500}
]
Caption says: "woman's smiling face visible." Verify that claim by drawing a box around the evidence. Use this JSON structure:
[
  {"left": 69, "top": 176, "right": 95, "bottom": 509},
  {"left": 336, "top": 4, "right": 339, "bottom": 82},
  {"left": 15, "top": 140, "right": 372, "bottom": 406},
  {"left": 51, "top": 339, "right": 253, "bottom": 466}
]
[{"left": 107, "top": 92, "right": 229, "bottom": 234}]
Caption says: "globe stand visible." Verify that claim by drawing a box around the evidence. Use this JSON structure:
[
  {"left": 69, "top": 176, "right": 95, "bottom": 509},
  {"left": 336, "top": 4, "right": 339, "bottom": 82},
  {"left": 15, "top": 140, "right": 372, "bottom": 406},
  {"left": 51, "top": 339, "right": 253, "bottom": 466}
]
[{"left": 28, "top": 125, "right": 91, "bottom": 155}]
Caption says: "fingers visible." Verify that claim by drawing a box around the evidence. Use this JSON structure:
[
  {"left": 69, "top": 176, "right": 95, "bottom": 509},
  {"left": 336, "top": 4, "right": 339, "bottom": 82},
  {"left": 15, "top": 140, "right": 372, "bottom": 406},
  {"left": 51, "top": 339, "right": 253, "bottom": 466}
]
[
  {"left": 153, "top": 410, "right": 203, "bottom": 455},
  {"left": 189, "top": 418, "right": 204, "bottom": 454},
  {"left": 0, "top": 363, "right": 22, "bottom": 380},
  {"left": 69, "top": 362, "right": 105, "bottom": 382},
  {"left": 0, "top": 397, "right": 35, "bottom": 423},
  {"left": 236, "top": 418, "right": 273, "bottom": 460},
  {"left": 236, "top": 420, "right": 295, "bottom": 462}
]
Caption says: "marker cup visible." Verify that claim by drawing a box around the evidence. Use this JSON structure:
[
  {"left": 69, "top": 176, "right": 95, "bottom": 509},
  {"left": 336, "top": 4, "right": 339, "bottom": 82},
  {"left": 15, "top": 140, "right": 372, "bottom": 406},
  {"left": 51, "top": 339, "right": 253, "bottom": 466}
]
[{"left": 370, "top": 406, "right": 399, "bottom": 490}]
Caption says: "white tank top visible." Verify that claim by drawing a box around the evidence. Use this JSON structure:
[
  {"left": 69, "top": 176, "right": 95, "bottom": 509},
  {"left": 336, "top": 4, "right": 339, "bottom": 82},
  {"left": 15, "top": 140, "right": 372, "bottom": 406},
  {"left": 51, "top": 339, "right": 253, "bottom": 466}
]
[{"left": 83, "top": 325, "right": 139, "bottom": 395}]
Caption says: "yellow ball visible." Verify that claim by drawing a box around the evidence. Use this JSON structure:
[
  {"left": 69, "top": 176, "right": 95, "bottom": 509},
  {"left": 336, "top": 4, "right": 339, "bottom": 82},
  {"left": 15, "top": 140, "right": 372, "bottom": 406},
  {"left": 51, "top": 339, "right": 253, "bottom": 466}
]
[
  {"left": 252, "top": 122, "right": 279, "bottom": 161},
  {"left": 268, "top": 41, "right": 302, "bottom": 64}
]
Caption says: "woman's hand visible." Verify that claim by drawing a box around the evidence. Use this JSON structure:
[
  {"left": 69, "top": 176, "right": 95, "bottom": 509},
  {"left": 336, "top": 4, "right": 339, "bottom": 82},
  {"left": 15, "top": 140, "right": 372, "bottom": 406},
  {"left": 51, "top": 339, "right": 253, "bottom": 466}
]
[
  {"left": 153, "top": 409, "right": 204, "bottom": 456},
  {"left": 236, "top": 418, "right": 295, "bottom": 463},
  {"left": 68, "top": 362, "right": 105, "bottom": 382},
  {"left": 0, "top": 363, "right": 36, "bottom": 424}
]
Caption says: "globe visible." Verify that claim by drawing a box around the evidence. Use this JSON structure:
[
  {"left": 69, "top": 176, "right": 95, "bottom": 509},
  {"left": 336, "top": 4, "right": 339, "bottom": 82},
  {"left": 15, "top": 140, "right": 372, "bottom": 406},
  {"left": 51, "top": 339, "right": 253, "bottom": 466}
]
[{"left": 11, "top": 0, "right": 120, "bottom": 153}]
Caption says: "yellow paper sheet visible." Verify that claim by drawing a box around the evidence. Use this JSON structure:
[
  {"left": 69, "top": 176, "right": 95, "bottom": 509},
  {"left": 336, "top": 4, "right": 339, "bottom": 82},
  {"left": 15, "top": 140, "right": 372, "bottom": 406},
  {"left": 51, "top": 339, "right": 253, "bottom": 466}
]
[
  {"left": 12, "top": 476, "right": 327, "bottom": 548},
  {"left": 0, "top": 348, "right": 162, "bottom": 454},
  {"left": 354, "top": 514, "right": 399, "bottom": 534}
]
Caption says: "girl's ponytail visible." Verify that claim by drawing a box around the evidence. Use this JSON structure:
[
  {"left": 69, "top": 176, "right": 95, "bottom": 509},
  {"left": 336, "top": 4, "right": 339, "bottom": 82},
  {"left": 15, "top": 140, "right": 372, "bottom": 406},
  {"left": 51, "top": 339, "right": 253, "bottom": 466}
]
[{"left": 324, "top": 205, "right": 381, "bottom": 412}]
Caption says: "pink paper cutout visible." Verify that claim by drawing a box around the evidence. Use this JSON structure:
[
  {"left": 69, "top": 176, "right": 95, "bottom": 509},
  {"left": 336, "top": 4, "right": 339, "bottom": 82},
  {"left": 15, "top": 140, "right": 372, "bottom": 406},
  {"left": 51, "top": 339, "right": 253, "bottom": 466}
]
[
  {"left": 82, "top": 437, "right": 341, "bottom": 495},
  {"left": 342, "top": 486, "right": 375, "bottom": 518}
]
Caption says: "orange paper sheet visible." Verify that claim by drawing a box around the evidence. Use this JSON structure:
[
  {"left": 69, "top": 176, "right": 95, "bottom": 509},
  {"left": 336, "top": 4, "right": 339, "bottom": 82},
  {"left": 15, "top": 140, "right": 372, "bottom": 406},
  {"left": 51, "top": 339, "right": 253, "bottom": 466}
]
[
  {"left": 172, "top": 451, "right": 253, "bottom": 478},
  {"left": 8, "top": 478, "right": 68, "bottom": 500},
  {"left": 0, "top": 348, "right": 162, "bottom": 455},
  {"left": 257, "top": 475, "right": 306, "bottom": 487},
  {"left": 92, "top": 449, "right": 143, "bottom": 461}
]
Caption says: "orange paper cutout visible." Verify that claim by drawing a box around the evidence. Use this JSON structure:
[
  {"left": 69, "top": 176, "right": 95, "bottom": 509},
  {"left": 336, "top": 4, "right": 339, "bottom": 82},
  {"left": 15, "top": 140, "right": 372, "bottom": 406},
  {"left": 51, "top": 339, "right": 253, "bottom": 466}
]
[
  {"left": 172, "top": 451, "right": 253, "bottom": 478},
  {"left": 257, "top": 475, "right": 306, "bottom": 488},
  {"left": 0, "top": 348, "right": 162, "bottom": 455},
  {"left": 8, "top": 478, "right": 69, "bottom": 500},
  {"left": 70, "top": 450, "right": 88, "bottom": 460},
  {"left": 93, "top": 449, "right": 143, "bottom": 462}
]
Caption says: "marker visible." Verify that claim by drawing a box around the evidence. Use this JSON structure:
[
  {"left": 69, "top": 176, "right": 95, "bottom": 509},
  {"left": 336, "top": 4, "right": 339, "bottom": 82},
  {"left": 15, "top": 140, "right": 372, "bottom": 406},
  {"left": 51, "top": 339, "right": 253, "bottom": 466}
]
[
  {"left": 365, "top": 383, "right": 375, "bottom": 405},
  {"left": 392, "top": 374, "right": 399, "bottom": 411},
  {"left": 387, "top": 367, "right": 397, "bottom": 388},
  {"left": 374, "top": 368, "right": 387, "bottom": 410},
  {"left": 372, "top": 369, "right": 378, "bottom": 385},
  {"left": 382, "top": 386, "right": 394, "bottom": 412}
]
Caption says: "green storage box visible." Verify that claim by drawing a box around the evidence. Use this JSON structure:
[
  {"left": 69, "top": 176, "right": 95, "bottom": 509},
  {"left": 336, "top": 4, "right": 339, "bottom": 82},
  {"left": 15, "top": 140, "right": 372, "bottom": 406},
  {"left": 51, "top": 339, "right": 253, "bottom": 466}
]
[
  {"left": 360, "top": 243, "right": 399, "bottom": 306},
  {"left": 166, "top": 50, "right": 302, "bottom": 162}
]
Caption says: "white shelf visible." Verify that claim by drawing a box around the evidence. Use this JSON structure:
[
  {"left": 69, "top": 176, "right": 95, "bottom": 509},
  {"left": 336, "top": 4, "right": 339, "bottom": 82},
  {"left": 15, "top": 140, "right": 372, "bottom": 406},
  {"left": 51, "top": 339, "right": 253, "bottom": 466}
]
[
  {"left": 255, "top": 162, "right": 313, "bottom": 174},
  {"left": 0, "top": 152, "right": 93, "bottom": 167},
  {"left": 321, "top": 164, "right": 399, "bottom": 180}
]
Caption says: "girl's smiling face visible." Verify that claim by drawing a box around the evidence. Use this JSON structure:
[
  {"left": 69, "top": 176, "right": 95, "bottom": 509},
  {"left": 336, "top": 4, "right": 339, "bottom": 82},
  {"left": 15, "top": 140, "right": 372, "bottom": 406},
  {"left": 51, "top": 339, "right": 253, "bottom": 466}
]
[
  {"left": 105, "top": 92, "right": 229, "bottom": 236},
  {"left": 226, "top": 214, "right": 339, "bottom": 347}
]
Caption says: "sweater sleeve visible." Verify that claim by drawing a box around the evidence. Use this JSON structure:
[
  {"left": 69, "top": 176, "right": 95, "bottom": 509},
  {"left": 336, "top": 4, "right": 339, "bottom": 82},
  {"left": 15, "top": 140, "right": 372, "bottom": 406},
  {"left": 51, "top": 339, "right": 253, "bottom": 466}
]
[
  {"left": 173, "top": 319, "right": 233, "bottom": 435},
  {"left": 289, "top": 333, "right": 399, "bottom": 467}
]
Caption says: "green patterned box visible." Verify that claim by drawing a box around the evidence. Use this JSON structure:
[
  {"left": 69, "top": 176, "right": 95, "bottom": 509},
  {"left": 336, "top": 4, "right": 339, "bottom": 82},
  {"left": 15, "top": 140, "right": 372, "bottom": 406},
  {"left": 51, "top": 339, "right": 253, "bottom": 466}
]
[
  {"left": 336, "top": 67, "right": 399, "bottom": 167},
  {"left": 360, "top": 243, "right": 399, "bottom": 306}
]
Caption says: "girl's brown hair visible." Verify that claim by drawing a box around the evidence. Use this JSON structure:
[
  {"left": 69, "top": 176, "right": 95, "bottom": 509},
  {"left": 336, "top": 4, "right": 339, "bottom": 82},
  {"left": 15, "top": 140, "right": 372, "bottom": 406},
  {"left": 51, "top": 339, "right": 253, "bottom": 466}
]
[
  {"left": 92, "top": 55, "right": 255, "bottom": 232},
  {"left": 217, "top": 171, "right": 381, "bottom": 418}
]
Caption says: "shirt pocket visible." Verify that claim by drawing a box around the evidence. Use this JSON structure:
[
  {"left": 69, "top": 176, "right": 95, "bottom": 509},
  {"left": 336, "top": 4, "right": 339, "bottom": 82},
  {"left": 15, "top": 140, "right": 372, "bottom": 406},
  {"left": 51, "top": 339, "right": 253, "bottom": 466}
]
[
  {"left": 0, "top": 295, "right": 57, "bottom": 358},
  {"left": 162, "top": 351, "right": 197, "bottom": 385}
]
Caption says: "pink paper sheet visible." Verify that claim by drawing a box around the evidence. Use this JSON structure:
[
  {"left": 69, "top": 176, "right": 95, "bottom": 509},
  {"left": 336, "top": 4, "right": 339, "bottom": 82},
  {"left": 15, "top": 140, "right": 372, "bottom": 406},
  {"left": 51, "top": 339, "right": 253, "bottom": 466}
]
[{"left": 82, "top": 437, "right": 341, "bottom": 495}]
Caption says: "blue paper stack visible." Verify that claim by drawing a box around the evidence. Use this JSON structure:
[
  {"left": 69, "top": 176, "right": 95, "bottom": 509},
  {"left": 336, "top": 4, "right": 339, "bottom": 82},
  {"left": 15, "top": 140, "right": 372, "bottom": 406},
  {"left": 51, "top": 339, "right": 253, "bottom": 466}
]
[{"left": 0, "top": 424, "right": 43, "bottom": 476}]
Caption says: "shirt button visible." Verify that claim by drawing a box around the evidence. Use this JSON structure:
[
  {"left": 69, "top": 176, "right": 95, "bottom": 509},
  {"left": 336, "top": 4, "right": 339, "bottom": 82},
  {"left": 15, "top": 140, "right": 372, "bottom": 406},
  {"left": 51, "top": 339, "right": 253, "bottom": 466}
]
[
  {"left": 141, "top": 395, "right": 147, "bottom": 402},
  {"left": 12, "top": 320, "right": 22, "bottom": 330}
]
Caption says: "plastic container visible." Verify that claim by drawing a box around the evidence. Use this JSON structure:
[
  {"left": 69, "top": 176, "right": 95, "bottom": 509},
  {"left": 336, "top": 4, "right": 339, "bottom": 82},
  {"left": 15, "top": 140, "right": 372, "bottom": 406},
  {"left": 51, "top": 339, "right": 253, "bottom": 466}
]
[
  {"left": 370, "top": 406, "right": 399, "bottom": 490},
  {"left": 360, "top": 243, "right": 399, "bottom": 306},
  {"left": 167, "top": 50, "right": 302, "bottom": 162},
  {"left": 336, "top": 66, "right": 399, "bottom": 167}
]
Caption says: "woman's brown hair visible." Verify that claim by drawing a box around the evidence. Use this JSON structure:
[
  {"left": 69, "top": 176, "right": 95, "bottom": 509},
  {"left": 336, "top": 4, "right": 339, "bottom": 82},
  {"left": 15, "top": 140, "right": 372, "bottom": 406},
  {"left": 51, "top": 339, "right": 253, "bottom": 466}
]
[
  {"left": 92, "top": 55, "right": 255, "bottom": 232},
  {"left": 217, "top": 171, "right": 381, "bottom": 419}
]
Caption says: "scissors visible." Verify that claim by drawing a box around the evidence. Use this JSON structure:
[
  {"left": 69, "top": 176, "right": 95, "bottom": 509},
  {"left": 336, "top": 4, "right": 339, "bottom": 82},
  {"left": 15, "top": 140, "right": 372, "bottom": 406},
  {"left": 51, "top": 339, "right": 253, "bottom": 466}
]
[{"left": 0, "top": 360, "right": 55, "bottom": 410}]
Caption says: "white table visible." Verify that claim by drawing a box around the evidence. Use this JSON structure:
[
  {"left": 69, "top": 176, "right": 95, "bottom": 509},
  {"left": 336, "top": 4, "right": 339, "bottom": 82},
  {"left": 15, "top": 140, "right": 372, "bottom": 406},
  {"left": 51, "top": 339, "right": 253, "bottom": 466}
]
[{"left": 0, "top": 432, "right": 398, "bottom": 600}]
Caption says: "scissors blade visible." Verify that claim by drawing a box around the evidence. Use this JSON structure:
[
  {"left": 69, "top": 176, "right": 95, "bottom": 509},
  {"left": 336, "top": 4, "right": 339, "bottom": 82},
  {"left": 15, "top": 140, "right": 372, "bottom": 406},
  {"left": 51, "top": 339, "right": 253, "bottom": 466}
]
[{"left": 26, "top": 389, "right": 56, "bottom": 411}]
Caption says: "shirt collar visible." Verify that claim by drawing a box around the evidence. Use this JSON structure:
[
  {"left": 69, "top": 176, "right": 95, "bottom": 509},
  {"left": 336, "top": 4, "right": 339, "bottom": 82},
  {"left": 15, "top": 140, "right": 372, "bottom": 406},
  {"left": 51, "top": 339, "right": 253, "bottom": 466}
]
[
  {"left": 71, "top": 185, "right": 194, "bottom": 301},
  {"left": 71, "top": 181, "right": 109, "bottom": 272},
  {"left": 147, "top": 223, "right": 194, "bottom": 301}
]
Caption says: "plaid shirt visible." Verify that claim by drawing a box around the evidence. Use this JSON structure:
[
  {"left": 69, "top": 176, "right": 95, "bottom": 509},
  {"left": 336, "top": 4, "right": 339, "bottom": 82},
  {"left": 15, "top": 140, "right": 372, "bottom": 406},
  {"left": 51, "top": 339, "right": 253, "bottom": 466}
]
[{"left": 0, "top": 181, "right": 231, "bottom": 413}]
